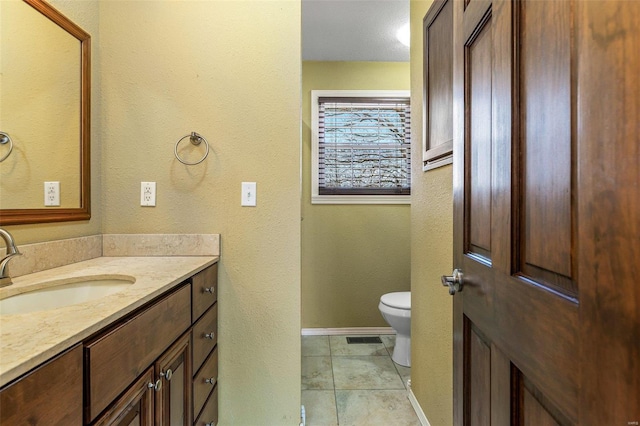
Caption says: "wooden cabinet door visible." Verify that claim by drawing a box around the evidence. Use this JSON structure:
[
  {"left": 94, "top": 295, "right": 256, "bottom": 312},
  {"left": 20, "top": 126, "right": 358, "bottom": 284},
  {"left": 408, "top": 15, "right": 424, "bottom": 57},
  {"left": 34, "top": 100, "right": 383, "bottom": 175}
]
[
  {"left": 423, "top": 0, "right": 454, "bottom": 168},
  {"left": 93, "top": 368, "right": 155, "bottom": 426},
  {"left": 451, "top": 0, "right": 639, "bottom": 424},
  {"left": 154, "top": 333, "right": 192, "bottom": 426}
]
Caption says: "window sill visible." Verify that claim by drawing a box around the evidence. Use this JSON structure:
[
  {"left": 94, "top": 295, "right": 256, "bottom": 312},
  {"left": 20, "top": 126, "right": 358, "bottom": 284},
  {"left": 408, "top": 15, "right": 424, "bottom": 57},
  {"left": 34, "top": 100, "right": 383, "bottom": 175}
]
[{"left": 311, "top": 195, "right": 411, "bottom": 205}]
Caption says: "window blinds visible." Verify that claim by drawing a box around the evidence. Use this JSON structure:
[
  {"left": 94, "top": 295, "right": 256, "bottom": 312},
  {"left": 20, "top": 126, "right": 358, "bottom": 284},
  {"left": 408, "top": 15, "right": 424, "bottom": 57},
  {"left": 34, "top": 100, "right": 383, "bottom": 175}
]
[{"left": 317, "top": 97, "right": 411, "bottom": 195}]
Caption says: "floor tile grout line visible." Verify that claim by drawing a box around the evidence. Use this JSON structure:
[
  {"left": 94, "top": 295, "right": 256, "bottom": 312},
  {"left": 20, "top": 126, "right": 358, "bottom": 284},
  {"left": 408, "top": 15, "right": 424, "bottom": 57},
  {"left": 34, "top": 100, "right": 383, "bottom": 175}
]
[
  {"left": 332, "top": 351, "right": 391, "bottom": 358},
  {"left": 391, "top": 358, "right": 405, "bottom": 389},
  {"left": 381, "top": 335, "right": 409, "bottom": 389},
  {"left": 329, "top": 335, "right": 340, "bottom": 426},
  {"left": 334, "top": 388, "right": 408, "bottom": 391}
]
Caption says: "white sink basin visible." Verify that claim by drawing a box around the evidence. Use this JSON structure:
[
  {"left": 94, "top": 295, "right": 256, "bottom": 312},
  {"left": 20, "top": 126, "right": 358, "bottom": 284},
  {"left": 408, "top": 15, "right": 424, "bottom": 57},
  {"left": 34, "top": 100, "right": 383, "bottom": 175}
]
[{"left": 0, "top": 275, "right": 135, "bottom": 315}]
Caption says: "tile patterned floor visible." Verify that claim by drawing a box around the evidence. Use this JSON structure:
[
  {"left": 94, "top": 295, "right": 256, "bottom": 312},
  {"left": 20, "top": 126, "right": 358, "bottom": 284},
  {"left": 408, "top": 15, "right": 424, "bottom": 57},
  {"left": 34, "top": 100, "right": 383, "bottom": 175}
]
[{"left": 301, "top": 335, "right": 420, "bottom": 426}]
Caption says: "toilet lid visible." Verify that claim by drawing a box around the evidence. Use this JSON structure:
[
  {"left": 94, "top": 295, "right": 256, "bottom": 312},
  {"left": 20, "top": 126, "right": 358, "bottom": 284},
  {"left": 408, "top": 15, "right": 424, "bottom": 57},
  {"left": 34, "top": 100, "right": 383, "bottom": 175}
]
[{"left": 380, "top": 292, "right": 411, "bottom": 309}]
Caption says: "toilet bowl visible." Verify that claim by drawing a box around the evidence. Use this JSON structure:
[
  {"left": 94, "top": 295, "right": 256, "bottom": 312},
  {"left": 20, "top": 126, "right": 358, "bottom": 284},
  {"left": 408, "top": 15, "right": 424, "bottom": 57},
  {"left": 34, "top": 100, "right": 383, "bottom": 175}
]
[{"left": 378, "top": 291, "right": 411, "bottom": 367}]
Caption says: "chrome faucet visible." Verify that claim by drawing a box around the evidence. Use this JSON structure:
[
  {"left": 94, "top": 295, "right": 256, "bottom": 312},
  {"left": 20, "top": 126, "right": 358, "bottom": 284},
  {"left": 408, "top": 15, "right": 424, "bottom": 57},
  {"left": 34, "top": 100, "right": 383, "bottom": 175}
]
[{"left": 0, "top": 228, "right": 21, "bottom": 287}]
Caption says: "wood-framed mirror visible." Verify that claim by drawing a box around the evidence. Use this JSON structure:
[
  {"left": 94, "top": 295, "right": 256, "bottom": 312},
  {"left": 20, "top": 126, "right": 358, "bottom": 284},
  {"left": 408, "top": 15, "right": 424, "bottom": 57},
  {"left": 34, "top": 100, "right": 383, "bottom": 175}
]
[{"left": 0, "top": 0, "right": 90, "bottom": 225}]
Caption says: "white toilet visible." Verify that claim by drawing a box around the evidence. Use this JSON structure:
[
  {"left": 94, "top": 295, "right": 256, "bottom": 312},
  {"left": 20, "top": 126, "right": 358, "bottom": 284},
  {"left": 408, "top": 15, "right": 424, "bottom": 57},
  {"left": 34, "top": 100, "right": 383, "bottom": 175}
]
[{"left": 378, "top": 291, "right": 411, "bottom": 367}]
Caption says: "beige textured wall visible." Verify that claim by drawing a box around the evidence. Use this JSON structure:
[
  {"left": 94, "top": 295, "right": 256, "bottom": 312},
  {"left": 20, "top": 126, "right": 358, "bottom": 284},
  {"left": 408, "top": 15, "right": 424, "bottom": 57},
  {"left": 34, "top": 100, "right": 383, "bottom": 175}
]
[
  {"left": 301, "top": 61, "right": 411, "bottom": 328},
  {"left": 0, "top": 0, "right": 101, "bottom": 243},
  {"left": 99, "top": 1, "right": 301, "bottom": 424},
  {"left": 410, "top": 0, "right": 454, "bottom": 425}
]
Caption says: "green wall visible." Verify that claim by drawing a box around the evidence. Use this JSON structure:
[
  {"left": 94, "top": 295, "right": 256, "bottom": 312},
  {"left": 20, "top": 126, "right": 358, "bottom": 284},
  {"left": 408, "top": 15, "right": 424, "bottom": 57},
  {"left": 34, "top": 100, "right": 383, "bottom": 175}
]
[
  {"left": 302, "top": 61, "right": 411, "bottom": 328},
  {"left": 99, "top": 2, "right": 301, "bottom": 423},
  {"left": 410, "top": 1, "right": 454, "bottom": 425},
  {"left": 5, "top": 1, "right": 302, "bottom": 424}
]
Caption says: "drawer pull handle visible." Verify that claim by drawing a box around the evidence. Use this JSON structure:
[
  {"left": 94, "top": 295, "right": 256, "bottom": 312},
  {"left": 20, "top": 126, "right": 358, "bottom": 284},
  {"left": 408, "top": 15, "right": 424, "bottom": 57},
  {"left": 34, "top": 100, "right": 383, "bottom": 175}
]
[
  {"left": 148, "top": 379, "right": 162, "bottom": 391},
  {"left": 205, "top": 377, "right": 216, "bottom": 385},
  {"left": 205, "top": 332, "right": 215, "bottom": 340},
  {"left": 160, "top": 369, "right": 173, "bottom": 381},
  {"left": 204, "top": 286, "right": 215, "bottom": 294}
]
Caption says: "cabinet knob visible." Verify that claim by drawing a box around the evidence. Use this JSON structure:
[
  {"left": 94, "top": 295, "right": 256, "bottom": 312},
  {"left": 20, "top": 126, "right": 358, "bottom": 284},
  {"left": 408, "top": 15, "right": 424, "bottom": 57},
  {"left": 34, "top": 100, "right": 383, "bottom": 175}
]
[
  {"left": 160, "top": 369, "right": 173, "bottom": 381},
  {"left": 205, "top": 331, "right": 215, "bottom": 340},
  {"left": 204, "top": 286, "right": 215, "bottom": 294},
  {"left": 205, "top": 377, "right": 216, "bottom": 385},
  {"left": 148, "top": 379, "right": 162, "bottom": 391}
]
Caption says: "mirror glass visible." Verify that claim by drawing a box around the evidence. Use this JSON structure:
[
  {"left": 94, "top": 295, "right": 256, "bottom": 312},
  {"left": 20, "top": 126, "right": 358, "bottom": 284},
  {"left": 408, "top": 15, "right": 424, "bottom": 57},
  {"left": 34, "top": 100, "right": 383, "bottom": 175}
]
[{"left": 0, "top": 0, "right": 90, "bottom": 224}]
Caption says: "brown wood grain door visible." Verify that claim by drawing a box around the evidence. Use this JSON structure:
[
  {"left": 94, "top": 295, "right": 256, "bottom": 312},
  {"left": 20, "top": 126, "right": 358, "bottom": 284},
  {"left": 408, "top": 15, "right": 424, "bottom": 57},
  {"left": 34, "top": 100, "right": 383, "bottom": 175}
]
[{"left": 450, "top": 0, "right": 640, "bottom": 425}]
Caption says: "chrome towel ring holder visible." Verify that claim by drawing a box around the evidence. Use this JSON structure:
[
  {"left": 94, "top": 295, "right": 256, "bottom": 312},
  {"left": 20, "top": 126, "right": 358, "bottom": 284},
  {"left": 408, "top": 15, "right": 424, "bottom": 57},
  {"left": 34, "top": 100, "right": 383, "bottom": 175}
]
[
  {"left": 0, "top": 132, "right": 13, "bottom": 163},
  {"left": 174, "top": 132, "right": 210, "bottom": 165}
]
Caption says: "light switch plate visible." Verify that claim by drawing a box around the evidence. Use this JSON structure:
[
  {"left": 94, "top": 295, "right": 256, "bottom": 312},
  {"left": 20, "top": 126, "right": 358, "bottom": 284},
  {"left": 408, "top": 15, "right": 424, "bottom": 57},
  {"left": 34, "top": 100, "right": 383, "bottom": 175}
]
[{"left": 241, "top": 182, "right": 257, "bottom": 206}]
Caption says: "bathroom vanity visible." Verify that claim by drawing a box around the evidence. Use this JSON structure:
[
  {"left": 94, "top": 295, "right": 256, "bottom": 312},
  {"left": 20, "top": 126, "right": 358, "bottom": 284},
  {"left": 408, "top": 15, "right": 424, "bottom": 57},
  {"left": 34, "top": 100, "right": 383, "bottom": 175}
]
[{"left": 0, "top": 257, "right": 218, "bottom": 426}]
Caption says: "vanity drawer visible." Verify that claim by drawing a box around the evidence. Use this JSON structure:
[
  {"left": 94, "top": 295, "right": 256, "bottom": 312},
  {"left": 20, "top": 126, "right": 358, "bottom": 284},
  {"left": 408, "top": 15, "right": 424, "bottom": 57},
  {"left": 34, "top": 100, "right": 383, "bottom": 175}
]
[
  {"left": 0, "top": 345, "right": 83, "bottom": 425},
  {"left": 193, "top": 347, "right": 218, "bottom": 419},
  {"left": 194, "top": 385, "right": 218, "bottom": 426},
  {"left": 192, "top": 263, "right": 218, "bottom": 322},
  {"left": 85, "top": 284, "right": 191, "bottom": 422},
  {"left": 192, "top": 303, "right": 217, "bottom": 373}
]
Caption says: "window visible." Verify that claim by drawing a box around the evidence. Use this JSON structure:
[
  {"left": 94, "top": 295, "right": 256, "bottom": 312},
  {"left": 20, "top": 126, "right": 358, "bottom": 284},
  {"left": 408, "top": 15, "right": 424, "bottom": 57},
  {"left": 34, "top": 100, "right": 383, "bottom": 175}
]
[{"left": 311, "top": 90, "right": 411, "bottom": 204}]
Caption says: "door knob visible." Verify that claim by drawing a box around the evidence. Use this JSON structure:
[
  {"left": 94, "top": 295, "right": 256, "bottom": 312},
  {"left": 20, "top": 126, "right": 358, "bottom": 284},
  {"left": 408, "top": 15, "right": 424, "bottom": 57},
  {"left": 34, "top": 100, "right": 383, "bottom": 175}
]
[{"left": 441, "top": 269, "right": 463, "bottom": 295}]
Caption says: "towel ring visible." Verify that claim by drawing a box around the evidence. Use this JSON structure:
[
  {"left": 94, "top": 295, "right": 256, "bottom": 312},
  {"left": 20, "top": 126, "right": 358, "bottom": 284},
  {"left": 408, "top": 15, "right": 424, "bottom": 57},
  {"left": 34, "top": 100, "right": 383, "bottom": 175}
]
[
  {"left": 174, "top": 132, "right": 210, "bottom": 165},
  {"left": 0, "top": 132, "right": 13, "bottom": 163}
]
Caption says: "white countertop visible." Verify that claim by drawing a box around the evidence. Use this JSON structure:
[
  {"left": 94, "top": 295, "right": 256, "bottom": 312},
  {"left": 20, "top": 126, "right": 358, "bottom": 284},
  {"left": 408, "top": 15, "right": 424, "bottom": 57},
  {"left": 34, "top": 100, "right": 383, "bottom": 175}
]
[{"left": 0, "top": 256, "right": 218, "bottom": 387}]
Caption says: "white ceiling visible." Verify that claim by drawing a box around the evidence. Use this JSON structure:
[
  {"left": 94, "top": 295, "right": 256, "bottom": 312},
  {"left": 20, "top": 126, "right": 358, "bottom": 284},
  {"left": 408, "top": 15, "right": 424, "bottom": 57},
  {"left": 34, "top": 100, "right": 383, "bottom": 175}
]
[{"left": 302, "top": 0, "right": 410, "bottom": 62}]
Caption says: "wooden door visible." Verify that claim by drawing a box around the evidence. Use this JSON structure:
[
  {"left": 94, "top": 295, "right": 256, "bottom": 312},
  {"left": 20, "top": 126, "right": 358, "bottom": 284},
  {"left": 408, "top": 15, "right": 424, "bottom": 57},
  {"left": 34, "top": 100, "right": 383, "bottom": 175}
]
[{"left": 450, "top": 0, "right": 639, "bottom": 425}]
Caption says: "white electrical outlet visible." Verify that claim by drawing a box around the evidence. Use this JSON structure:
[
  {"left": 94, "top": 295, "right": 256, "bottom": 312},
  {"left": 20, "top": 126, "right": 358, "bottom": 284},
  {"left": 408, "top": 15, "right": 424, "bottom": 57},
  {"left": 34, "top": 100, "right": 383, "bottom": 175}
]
[
  {"left": 44, "top": 181, "right": 60, "bottom": 206},
  {"left": 141, "top": 182, "right": 156, "bottom": 206},
  {"left": 241, "top": 182, "right": 257, "bottom": 206}
]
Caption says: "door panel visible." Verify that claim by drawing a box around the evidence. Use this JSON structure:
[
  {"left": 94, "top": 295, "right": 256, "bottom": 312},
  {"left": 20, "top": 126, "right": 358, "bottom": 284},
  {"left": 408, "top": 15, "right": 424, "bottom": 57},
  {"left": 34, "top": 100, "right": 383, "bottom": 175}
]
[
  {"left": 451, "top": 0, "right": 639, "bottom": 424},
  {"left": 494, "top": 279, "right": 578, "bottom": 422},
  {"left": 521, "top": 381, "right": 562, "bottom": 426},
  {"left": 518, "top": 0, "right": 574, "bottom": 295},
  {"left": 466, "top": 15, "right": 493, "bottom": 261},
  {"left": 466, "top": 322, "right": 491, "bottom": 426},
  {"left": 513, "top": 371, "right": 576, "bottom": 426}
]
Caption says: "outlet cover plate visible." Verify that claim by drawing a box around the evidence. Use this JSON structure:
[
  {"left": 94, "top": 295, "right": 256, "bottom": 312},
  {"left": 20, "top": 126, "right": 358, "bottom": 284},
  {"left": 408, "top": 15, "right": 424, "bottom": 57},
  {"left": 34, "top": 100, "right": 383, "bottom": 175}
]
[
  {"left": 44, "top": 181, "right": 60, "bottom": 206},
  {"left": 141, "top": 182, "right": 156, "bottom": 206}
]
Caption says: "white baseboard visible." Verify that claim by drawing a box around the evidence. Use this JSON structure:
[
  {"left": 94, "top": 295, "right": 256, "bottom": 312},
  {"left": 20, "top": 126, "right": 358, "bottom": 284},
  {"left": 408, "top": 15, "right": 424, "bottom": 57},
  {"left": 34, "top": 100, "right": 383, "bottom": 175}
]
[
  {"left": 408, "top": 387, "right": 431, "bottom": 426},
  {"left": 301, "top": 327, "right": 394, "bottom": 336}
]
